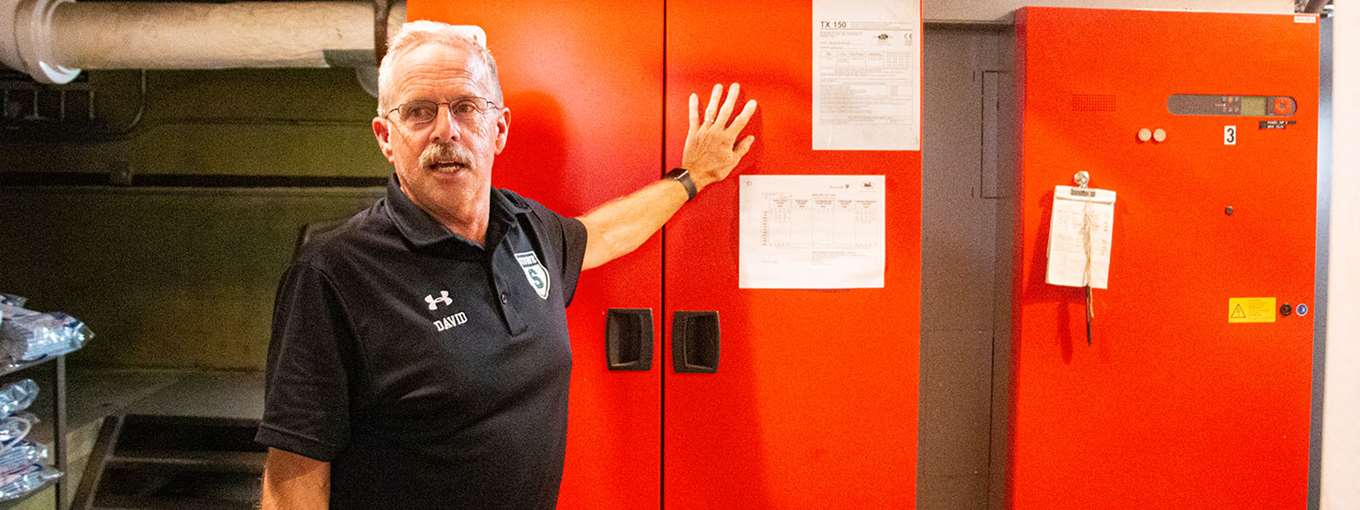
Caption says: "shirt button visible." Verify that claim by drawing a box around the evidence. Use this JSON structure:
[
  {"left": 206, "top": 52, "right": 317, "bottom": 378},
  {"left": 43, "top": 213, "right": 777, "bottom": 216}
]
[{"left": 500, "top": 292, "right": 510, "bottom": 304}]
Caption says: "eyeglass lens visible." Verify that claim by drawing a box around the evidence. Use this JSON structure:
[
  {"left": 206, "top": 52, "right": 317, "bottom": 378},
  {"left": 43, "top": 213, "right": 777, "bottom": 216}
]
[{"left": 396, "top": 98, "right": 493, "bottom": 127}]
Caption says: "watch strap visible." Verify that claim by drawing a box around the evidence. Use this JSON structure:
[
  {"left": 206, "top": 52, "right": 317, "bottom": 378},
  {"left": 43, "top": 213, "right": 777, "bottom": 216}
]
[{"left": 666, "top": 167, "right": 697, "bottom": 201}]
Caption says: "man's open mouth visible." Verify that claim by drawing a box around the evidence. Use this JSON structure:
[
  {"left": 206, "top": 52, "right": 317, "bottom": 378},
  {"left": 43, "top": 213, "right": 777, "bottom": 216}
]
[{"left": 429, "top": 161, "right": 467, "bottom": 171}]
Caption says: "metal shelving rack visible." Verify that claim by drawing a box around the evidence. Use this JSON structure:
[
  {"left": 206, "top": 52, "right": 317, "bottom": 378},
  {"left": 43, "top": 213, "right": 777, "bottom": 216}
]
[{"left": 0, "top": 354, "right": 68, "bottom": 510}]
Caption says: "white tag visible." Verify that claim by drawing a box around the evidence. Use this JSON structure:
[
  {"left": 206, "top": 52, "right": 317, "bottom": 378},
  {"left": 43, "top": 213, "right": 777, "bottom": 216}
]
[
  {"left": 1046, "top": 186, "right": 1117, "bottom": 289},
  {"left": 1294, "top": 15, "right": 1317, "bottom": 24},
  {"left": 1224, "top": 125, "right": 1237, "bottom": 146}
]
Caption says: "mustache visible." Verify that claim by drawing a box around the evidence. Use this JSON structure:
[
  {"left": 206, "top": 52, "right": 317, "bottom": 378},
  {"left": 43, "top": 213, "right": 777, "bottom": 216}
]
[{"left": 419, "top": 142, "right": 473, "bottom": 169}]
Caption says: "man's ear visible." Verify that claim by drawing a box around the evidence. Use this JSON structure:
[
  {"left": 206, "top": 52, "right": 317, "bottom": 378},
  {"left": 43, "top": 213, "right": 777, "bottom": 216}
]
[
  {"left": 372, "top": 117, "right": 396, "bottom": 164},
  {"left": 494, "top": 107, "right": 511, "bottom": 155}
]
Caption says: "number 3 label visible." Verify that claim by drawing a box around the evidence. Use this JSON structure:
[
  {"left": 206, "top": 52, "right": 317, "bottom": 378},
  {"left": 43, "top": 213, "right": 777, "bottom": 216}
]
[{"left": 1224, "top": 125, "right": 1237, "bottom": 146}]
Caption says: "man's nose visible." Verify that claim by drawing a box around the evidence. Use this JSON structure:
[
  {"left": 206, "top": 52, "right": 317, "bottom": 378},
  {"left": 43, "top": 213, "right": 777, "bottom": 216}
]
[{"left": 428, "top": 103, "right": 461, "bottom": 143}]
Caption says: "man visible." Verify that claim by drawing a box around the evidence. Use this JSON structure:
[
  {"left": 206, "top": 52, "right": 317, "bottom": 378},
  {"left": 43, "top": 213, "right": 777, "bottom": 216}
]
[{"left": 256, "top": 21, "right": 756, "bottom": 509}]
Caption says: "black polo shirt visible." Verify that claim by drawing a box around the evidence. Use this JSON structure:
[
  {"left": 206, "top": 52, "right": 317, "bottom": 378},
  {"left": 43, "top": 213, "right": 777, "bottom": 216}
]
[{"left": 256, "top": 175, "right": 587, "bottom": 509}]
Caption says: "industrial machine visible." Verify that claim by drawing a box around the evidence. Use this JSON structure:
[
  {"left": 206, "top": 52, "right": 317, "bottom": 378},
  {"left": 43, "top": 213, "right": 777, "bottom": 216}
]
[
  {"left": 1008, "top": 7, "right": 1318, "bottom": 509},
  {"left": 663, "top": 2, "right": 920, "bottom": 508},
  {"left": 409, "top": 1, "right": 921, "bottom": 508}
]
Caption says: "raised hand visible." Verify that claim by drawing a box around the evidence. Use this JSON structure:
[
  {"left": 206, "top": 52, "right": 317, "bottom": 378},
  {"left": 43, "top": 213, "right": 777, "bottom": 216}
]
[{"left": 682, "top": 83, "right": 758, "bottom": 191}]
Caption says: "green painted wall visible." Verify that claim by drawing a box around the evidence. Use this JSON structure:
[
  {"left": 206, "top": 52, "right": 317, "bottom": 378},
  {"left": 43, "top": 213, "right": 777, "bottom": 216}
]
[
  {"left": 1, "top": 69, "right": 387, "bottom": 177},
  {"left": 1, "top": 69, "right": 392, "bottom": 370}
]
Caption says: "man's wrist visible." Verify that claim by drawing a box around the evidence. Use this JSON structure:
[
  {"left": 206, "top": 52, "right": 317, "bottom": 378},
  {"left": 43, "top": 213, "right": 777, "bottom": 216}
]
[{"left": 665, "top": 167, "right": 698, "bottom": 201}]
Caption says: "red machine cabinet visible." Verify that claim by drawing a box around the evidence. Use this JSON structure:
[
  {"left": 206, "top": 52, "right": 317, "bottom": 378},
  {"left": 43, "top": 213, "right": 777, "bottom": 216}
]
[
  {"left": 410, "top": 1, "right": 922, "bottom": 507},
  {"left": 1010, "top": 8, "right": 1318, "bottom": 509},
  {"left": 663, "top": 1, "right": 921, "bottom": 508},
  {"left": 407, "top": 3, "right": 664, "bottom": 509}
]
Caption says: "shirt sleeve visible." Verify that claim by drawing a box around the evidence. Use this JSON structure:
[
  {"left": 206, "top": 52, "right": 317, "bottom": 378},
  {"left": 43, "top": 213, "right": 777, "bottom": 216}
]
[
  {"left": 556, "top": 216, "right": 587, "bottom": 306},
  {"left": 255, "top": 262, "right": 360, "bottom": 461}
]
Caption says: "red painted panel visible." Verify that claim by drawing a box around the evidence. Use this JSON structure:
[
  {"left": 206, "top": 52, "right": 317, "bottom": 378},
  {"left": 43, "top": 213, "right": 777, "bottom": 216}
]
[
  {"left": 407, "top": 3, "right": 663, "bottom": 509},
  {"left": 664, "top": 1, "right": 921, "bottom": 508},
  {"left": 1011, "top": 8, "right": 1317, "bottom": 509}
]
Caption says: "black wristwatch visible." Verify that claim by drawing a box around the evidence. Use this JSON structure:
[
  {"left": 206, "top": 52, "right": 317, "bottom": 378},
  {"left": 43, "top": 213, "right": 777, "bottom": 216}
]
[{"left": 666, "top": 167, "right": 697, "bottom": 201}]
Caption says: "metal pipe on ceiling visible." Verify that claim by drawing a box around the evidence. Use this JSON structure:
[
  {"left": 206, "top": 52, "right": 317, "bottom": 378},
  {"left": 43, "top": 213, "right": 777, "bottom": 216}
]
[{"left": 1, "top": 0, "right": 407, "bottom": 84}]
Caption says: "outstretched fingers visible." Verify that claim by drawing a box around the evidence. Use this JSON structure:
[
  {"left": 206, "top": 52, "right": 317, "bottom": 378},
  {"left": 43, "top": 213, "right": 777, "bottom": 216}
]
[{"left": 679, "top": 82, "right": 758, "bottom": 188}]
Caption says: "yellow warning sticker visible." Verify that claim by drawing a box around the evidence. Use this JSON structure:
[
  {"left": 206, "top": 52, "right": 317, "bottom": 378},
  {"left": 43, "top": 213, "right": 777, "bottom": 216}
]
[{"left": 1229, "top": 297, "right": 1277, "bottom": 324}]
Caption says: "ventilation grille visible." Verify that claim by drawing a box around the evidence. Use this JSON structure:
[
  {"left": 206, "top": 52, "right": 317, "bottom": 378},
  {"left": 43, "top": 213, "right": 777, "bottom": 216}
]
[{"left": 1071, "top": 94, "right": 1116, "bottom": 112}]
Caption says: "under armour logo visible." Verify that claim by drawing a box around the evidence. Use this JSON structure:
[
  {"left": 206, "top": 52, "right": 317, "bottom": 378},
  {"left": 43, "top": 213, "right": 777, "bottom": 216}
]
[{"left": 425, "top": 291, "right": 453, "bottom": 310}]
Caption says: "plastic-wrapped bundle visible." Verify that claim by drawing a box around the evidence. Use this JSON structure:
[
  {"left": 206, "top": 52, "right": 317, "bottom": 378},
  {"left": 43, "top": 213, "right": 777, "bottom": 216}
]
[
  {"left": 0, "top": 464, "right": 61, "bottom": 502},
  {"left": 0, "top": 380, "right": 37, "bottom": 418},
  {"left": 0, "top": 307, "right": 93, "bottom": 363},
  {"left": 0, "top": 441, "right": 45, "bottom": 470},
  {"left": 0, "top": 414, "right": 34, "bottom": 446},
  {"left": 0, "top": 415, "right": 52, "bottom": 503}
]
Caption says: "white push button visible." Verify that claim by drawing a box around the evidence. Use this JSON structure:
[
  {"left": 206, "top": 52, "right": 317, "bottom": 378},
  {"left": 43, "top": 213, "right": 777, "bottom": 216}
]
[
  {"left": 1137, "top": 128, "right": 1152, "bottom": 142},
  {"left": 1153, "top": 128, "right": 1167, "bottom": 143}
]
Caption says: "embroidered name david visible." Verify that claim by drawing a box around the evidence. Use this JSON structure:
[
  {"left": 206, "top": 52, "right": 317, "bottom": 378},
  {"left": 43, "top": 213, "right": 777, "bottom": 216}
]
[{"left": 434, "top": 312, "right": 468, "bottom": 332}]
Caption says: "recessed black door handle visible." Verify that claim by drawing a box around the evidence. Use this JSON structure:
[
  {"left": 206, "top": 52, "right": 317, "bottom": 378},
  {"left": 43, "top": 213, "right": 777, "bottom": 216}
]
[
  {"left": 672, "top": 311, "right": 719, "bottom": 373},
  {"left": 605, "top": 308, "right": 653, "bottom": 371}
]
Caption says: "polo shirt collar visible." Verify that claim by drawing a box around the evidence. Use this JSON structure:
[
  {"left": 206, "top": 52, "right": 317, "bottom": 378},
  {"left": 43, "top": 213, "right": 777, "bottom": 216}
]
[{"left": 385, "top": 174, "right": 529, "bottom": 252}]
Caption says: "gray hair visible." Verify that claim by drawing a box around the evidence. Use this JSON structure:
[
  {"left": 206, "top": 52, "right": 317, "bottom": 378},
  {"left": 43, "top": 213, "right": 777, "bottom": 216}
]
[{"left": 376, "top": 21, "right": 503, "bottom": 115}]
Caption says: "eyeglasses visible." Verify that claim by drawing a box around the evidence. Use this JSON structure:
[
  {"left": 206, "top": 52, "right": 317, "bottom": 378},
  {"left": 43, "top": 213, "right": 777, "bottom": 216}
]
[{"left": 384, "top": 97, "right": 499, "bottom": 130}]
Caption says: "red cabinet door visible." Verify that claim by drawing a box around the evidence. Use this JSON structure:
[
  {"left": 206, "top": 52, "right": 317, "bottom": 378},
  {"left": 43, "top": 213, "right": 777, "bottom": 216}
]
[
  {"left": 408, "top": 3, "right": 664, "bottom": 509},
  {"left": 662, "top": 1, "right": 922, "bottom": 508},
  {"left": 1010, "top": 8, "right": 1317, "bottom": 509}
]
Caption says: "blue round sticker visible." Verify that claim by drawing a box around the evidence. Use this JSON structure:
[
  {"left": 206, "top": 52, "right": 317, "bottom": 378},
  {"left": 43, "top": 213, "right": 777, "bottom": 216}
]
[{"left": 1296, "top": 303, "right": 1309, "bottom": 317}]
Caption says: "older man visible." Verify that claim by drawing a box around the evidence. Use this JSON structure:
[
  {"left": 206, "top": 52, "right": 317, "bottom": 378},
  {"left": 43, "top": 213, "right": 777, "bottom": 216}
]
[{"left": 256, "top": 21, "right": 755, "bottom": 509}]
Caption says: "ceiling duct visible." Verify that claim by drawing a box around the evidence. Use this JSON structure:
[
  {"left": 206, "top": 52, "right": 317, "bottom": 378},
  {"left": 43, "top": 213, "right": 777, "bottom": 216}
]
[{"left": 0, "top": 0, "right": 432, "bottom": 89}]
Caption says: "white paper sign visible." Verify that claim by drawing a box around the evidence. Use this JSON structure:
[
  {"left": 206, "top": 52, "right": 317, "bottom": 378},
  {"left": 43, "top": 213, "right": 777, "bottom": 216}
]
[
  {"left": 812, "top": 0, "right": 921, "bottom": 151},
  {"left": 1045, "top": 186, "right": 1117, "bottom": 289},
  {"left": 739, "top": 175, "right": 886, "bottom": 289}
]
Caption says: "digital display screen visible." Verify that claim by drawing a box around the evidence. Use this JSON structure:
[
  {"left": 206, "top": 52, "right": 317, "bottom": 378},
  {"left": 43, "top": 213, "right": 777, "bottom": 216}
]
[
  {"left": 1240, "top": 96, "right": 1267, "bottom": 117},
  {"left": 1168, "top": 94, "right": 1294, "bottom": 117}
]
